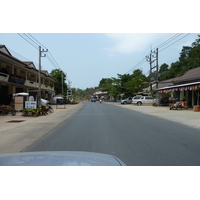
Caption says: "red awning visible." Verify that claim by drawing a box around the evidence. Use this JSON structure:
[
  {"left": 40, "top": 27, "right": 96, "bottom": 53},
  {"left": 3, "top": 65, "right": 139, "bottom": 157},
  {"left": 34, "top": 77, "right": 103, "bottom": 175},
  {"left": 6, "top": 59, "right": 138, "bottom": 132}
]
[{"left": 159, "top": 84, "right": 200, "bottom": 93}]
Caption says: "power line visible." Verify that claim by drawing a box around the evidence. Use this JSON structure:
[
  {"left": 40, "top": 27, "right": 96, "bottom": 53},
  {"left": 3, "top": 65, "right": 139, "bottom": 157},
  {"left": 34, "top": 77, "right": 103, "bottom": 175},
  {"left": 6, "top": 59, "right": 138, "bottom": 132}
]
[
  {"left": 27, "top": 33, "right": 61, "bottom": 69},
  {"left": 17, "top": 33, "right": 61, "bottom": 70},
  {"left": 125, "top": 33, "right": 191, "bottom": 75},
  {"left": 7, "top": 48, "right": 32, "bottom": 61},
  {"left": 48, "top": 51, "right": 60, "bottom": 69},
  {"left": 22, "top": 33, "right": 40, "bottom": 47},
  {"left": 159, "top": 33, "right": 190, "bottom": 52},
  {"left": 17, "top": 33, "right": 39, "bottom": 50},
  {"left": 27, "top": 33, "right": 48, "bottom": 49},
  {"left": 26, "top": 33, "right": 60, "bottom": 68},
  {"left": 154, "top": 33, "right": 182, "bottom": 50},
  {"left": 125, "top": 58, "right": 146, "bottom": 74},
  {"left": 125, "top": 34, "right": 181, "bottom": 74},
  {"left": 46, "top": 54, "right": 60, "bottom": 69}
]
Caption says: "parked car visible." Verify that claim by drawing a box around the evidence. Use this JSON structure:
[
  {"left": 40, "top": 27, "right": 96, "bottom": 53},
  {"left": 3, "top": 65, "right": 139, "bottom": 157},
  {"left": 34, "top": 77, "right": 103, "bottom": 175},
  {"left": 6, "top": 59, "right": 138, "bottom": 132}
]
[
  {"left": 132, "top": 96, "right": 155, "bottom": 106},
  {"left": 121, "top": 97, "right": 133, "bottom": 104}
]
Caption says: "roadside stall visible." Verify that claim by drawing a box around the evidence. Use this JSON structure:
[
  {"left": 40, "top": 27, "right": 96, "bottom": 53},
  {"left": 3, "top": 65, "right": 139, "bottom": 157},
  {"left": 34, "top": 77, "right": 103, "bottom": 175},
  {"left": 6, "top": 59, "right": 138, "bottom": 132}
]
[{"left": 13, "top": 92, "right": 29, "bottom": 111}]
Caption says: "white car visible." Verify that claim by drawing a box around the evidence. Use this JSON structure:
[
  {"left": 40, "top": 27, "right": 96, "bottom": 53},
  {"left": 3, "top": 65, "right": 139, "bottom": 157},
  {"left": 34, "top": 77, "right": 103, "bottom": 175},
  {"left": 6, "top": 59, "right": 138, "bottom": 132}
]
[
  {"left": 121, "top": 97, "right": 133, "bottom": 104},
  {"left": 132, "top": 96, "right": 155, "bottom": 106}
]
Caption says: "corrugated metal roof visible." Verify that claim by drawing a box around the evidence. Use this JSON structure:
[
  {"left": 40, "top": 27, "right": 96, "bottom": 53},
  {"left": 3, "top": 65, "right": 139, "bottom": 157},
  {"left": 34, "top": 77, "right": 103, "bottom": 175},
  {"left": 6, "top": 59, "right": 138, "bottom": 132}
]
[{"left": 174, "top": 67, "right": 200, "bottom": 84}]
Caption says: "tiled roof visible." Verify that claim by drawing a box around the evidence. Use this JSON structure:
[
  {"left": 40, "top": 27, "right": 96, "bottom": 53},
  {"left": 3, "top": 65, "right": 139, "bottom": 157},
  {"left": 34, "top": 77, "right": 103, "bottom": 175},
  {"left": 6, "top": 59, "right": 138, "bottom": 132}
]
[
  {"left": 0, "top": 45, "right": 57, "bottom": 82},
  {"left": 0, "top": 45, "right": 12, "bottom": 56}
]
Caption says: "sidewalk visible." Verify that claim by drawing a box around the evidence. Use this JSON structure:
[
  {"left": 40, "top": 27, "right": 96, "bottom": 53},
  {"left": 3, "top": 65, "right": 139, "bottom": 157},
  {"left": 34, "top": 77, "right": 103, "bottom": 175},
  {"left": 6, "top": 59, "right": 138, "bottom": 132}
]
[
  {"left": 108, "top": 102, "right": 200, "bottom": 130},
  {"left": 0, "top": 103, "right": 85, "bottom": 154}
]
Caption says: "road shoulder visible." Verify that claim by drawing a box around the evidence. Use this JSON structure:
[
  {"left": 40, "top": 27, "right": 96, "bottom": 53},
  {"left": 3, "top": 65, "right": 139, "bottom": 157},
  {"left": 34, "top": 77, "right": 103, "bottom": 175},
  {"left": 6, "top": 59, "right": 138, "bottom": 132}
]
[
  {"left": 0, "top": 102, "right": 85, "bottom": 154},
  {"left": 107, "top": 102, "right": 200, "bottom": 130}
]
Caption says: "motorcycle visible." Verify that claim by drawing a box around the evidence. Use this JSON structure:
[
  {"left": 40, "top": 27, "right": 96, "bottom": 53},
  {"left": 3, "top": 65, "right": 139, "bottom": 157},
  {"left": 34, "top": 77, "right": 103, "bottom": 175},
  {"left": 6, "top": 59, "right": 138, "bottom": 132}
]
[
  {"left": 47, "top": 104, "right": 54, "bottom": 113},
  {"left": 99, "top": 99, "right": 102, "bottom": 103},
  {"left": 170, "top": 101, "right": 183, "bottom": 110}
]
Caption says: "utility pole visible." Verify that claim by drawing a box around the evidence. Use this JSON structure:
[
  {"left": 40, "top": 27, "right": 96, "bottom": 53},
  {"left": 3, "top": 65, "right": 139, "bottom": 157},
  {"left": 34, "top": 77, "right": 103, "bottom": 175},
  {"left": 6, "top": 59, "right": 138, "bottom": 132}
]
[
  {"left": 62, "top": 71, "right": 67, "bottom": 94},
  {"left": 156, "top": 48, "right": 158, "bottom": 89},
  {"left": 38, "top": 46, "right": 48, "bottom": 107},
  {"left": 146, "top": 47, "right": 158, "bottom": 92},
  {"left": 62, "top": 71, "right": 63, "bottom": 94}
]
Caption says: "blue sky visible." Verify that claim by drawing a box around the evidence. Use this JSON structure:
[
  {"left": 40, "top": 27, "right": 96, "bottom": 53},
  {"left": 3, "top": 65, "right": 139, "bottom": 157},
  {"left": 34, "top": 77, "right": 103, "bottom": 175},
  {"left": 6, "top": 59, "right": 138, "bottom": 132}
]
[
  {"left": 1, "top": 0, "right": 199, "bottom": 90},
  {"left": 0, "top": 33, "right": 199, "bottom": 89}
]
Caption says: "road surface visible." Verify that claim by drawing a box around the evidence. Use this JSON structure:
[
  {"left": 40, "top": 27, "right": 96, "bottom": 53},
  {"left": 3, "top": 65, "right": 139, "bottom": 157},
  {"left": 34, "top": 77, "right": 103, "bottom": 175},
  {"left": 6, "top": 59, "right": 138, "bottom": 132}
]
[{"left": 25, "top": 101, "right": 200, "bottom": 166}]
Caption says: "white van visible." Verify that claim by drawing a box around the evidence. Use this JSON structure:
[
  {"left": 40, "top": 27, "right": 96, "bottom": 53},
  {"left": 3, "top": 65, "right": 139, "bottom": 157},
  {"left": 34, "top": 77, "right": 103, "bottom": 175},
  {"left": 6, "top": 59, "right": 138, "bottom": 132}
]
[{"left": 132, "top": 96, "right": 155, "bottom": 106}]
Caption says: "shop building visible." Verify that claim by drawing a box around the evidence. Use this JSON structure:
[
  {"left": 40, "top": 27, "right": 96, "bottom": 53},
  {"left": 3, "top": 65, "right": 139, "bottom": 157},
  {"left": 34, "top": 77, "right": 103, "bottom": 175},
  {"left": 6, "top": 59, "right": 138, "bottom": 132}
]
[
  {"left": 153, "top": 67, "right": 200, "bottom": 107},
  {"left": 0, "top": 45, "right": 56, "bottom": 105}
]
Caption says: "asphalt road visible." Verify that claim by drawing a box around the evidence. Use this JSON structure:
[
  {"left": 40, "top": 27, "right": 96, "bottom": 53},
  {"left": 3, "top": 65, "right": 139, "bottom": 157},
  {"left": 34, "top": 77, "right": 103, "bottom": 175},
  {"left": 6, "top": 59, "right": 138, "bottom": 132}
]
[{"left": 25, "top": 101, "right": 200, "bottom": 166}]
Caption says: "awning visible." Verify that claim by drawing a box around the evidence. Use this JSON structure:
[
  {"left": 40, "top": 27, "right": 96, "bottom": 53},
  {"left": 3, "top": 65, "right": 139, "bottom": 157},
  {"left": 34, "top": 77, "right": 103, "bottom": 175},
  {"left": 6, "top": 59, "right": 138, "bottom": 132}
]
[
  {"left": 13, "top": 92, "right": 29, "bottom": 96},
  {"left": 158, "top": 82, "right": 200, "bottom": 93}
]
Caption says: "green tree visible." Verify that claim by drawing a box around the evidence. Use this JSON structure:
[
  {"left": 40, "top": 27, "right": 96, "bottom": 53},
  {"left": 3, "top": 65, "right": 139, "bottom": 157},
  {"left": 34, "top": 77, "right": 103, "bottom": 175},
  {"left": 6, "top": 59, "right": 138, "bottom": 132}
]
[
  {"left": 117, "top": 73, "right": 133, "bottom": 96},
  {"left": 99, "top": 77, "right": 121, "bottom": 99},
  {"left": 99, "top": 78, "right": 113, "bottom": 90},
  {"left": 99, "top": 69, "right": 147, "bottom": 98},
  {"left": 125, "top": 76, "right": 147, "bottom": 94},
  {"left": 132, "top": 69, "right": 146, "bottom": 79},
  {"left": 179, "top": 46, "right": 192, "bottom": 62},
  {"left": 124, "top": 69, "right": 147, "bottom": 96},
  {"left": 156, "top": 35, "right": 200, "bottom": 81},
  {"left": 70, "top": 87, "right": 91, "bottom": 100},
  {"left": 158, "top": 63, "right": 169, "bottom": 80},
  {"left": 50, "top": 69, "right": 68, "bottom": 95}
]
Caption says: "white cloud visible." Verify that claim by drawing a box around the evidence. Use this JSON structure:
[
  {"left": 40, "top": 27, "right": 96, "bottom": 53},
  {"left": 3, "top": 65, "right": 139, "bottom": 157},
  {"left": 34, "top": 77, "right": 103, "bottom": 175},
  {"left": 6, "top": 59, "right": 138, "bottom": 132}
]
[{"left": 105, "top": 33, "right": 160, "bottom": 55}]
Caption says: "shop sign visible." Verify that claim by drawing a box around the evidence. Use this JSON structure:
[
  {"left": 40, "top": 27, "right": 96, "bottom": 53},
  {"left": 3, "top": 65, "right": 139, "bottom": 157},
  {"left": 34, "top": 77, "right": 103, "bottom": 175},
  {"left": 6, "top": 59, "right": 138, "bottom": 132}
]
[
  {"left": 8, "top": 74, "right": 26, "bottom": 85},
  {"left": 25, "top": 101, "right": 37, "bottom": 109}
]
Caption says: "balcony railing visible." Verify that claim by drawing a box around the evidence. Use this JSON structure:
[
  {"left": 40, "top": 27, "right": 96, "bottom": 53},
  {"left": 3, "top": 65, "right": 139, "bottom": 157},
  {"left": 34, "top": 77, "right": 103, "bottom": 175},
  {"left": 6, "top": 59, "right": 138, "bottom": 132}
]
[{"left": 0, "top": 73, "right": 54, "bottom": 91}]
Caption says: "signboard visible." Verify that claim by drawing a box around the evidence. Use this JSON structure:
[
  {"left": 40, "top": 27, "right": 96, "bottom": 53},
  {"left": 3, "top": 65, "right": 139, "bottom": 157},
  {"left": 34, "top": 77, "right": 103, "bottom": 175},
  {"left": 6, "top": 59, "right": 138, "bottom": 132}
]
[
  {"left": 25, "top": 101, "right": 37, "bottom": 109},
  {"left": 8, "top": 74, "right": 26, "bottom": 85},
  {"left": 57, "top": 98, "right": 64, "bottom": 105},
  {"left": 14, "top": 96, "right": 24, "bottom": 111},
  {"left": 29, "top": 91, "right": 38, "bottom": 107},
  {"left": 67, "top": 90, "right": 72, "bottom": 96}
]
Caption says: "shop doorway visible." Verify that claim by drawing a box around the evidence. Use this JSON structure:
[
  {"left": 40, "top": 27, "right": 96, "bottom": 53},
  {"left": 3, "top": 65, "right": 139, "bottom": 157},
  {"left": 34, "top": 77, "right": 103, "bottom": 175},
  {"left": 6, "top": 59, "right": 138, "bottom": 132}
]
[{"left": 0, "top": 85, "right": 9, "bottom": 105}]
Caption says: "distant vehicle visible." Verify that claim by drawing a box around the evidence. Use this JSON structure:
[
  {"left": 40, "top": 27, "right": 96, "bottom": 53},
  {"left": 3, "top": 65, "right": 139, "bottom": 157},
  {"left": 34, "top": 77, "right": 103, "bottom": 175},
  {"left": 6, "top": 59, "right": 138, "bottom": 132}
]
[
  {"left": 132, "top": 96, "right": 155, "bottom": 106},
  {"left": 91, "top": 98, "right": 96, "bottom": 102},
  {"left": 0, "top": 151, "right": 126, "bottom": 166},
  {"left": 52, "top": 97, "right": 64, "bottom": 104},
  {"left": 121, "top": 97, "right": 133, "bottom": 104}
]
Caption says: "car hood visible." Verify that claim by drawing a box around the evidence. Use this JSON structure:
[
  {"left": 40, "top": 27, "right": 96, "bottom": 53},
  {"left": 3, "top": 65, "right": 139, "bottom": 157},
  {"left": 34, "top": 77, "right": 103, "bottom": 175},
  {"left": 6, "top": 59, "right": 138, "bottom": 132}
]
[{"left": 0, "top": 151, "right": 126, "bottom": 166}]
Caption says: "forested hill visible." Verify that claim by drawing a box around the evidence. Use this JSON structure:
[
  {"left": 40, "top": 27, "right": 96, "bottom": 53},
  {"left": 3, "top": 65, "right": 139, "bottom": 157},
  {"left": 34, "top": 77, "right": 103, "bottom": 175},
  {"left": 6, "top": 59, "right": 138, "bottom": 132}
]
[{"left": 158, "top": 35, "right": 200, "bottom": 81}]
